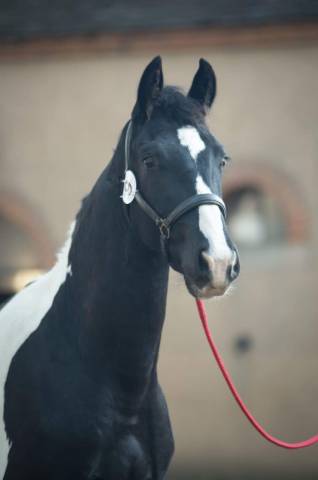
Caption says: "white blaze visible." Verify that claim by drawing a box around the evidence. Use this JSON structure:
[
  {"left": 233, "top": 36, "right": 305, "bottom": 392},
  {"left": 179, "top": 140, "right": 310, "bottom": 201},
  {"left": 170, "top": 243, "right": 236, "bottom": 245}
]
[
  {"left": 177, "top": 126, "right": 233, "bottom": 285},
  {"left": 195, "top": 176, "right": 232, "bottom": 260},
  {"left": 0, "top": 221, "right": 75, "bottom": 478},
  {"left": 177, "top": 126, "right": 205, "bottom": 161}
]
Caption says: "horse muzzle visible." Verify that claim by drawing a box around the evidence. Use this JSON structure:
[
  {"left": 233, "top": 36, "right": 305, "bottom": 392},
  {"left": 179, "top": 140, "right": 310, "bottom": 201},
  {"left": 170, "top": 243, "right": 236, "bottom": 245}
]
[{"left": 184, "top": 250, "right": 240, "bottom": 299}]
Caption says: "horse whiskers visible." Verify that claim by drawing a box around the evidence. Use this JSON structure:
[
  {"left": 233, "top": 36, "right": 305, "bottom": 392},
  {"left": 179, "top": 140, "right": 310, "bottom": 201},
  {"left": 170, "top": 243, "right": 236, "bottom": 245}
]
[
  {"left": 211, "top": 283, "right": 236, "bottom": 302},
  {"left": 225, "top": 283, "right": 236, "bottom": 297}
]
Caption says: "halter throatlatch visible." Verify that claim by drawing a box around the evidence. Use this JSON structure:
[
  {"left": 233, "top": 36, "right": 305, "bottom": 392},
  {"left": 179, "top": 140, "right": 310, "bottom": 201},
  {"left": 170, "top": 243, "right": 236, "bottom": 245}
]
[{"left": 122, "top": 120, "right": 227, "bottom": 239}]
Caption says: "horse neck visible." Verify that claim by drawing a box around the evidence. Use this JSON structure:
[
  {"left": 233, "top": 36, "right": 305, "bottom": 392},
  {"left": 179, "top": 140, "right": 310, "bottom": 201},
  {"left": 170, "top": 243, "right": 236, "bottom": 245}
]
[{"left": 67, "top": 148, "right": 169, "bottom": 406}]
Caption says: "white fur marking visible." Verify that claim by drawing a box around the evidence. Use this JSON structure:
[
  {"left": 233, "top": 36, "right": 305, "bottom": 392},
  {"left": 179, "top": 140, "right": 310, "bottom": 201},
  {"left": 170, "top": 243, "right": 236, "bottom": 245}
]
[
  {"left": 0, "top": 221, "right": 75, "bottom": 478},
  {"left": 196, "top": 176, "right": 232, "bottom": 285},
  {"left": 177, "top": 126, "right": 205, "bottom": 161}
]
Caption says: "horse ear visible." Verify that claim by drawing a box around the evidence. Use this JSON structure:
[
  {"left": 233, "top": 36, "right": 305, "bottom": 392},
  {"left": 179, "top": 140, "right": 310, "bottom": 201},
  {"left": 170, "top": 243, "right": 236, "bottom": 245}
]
[
  {"left": 132, "top": 56, "right": 163, "bottom": 122},
  {"left": 188, "top": 58, "right": 217, "bottom": 112}
]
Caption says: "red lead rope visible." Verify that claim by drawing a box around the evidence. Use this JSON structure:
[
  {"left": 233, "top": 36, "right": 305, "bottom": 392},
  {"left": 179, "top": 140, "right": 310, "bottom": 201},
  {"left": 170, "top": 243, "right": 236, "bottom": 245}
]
[{"left": 196, "top": 299, "right": 318, "bottom": 449}]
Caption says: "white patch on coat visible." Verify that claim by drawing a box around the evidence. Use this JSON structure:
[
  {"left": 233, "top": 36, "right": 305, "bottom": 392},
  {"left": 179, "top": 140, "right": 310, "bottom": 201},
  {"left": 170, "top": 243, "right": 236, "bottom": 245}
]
[
  {"left": 196, "top": 175, "right": 233, "bottom": 286},
  {"left": 177, "top": 126, "right": 205, "bottom": 161},
  {"left": 0, "top": 221, "right": 75, "bottom": 478}
]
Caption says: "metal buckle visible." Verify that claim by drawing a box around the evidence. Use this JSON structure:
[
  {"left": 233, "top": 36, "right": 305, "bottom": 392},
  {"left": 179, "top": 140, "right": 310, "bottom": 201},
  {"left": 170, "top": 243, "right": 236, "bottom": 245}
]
[{"left": 157, "top": 220, "right": 170, "bottom": 240}]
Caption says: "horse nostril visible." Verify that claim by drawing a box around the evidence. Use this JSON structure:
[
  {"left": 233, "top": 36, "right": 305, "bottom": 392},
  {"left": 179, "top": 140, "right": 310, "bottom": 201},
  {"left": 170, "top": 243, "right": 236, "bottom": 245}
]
[
  {"left": 199, "top": 250, "right": 211, "bottom": 271},
  {"left": 229, "top": 252, "right": 240, "bottom": 281},
  {"left": 197, "top": 251, "right": 213, "bottom": 284},
  {"left": 200, "top": 251, "right": 214, "bottom": 273}
]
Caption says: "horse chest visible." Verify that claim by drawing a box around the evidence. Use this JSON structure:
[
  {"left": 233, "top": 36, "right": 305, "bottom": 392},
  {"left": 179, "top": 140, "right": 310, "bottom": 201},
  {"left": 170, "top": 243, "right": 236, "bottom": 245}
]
[{"left": 3, "top": 325, "right": 173, "bottom": 480}]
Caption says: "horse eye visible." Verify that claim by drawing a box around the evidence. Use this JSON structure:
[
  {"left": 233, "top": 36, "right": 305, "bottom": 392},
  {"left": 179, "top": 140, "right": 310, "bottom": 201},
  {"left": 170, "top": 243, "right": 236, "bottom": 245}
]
[
  {"left": 143, "top": 157, "right": 156, "bottom": 168},
  {"left": 220, "top": 154, "right": 231, "bottom": 168}
]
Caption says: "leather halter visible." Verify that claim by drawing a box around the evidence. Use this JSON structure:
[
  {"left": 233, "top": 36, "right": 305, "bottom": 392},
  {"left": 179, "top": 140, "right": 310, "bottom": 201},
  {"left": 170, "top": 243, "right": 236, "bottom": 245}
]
[{"left": 123, "top": 121, "right": 227, "bottom": 240}]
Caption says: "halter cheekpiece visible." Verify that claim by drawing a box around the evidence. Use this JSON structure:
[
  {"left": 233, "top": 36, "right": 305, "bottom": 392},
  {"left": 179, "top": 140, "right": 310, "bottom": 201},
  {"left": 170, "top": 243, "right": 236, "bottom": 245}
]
[{"left": 122, "top": 121, "right": 227, "bottom": 240}]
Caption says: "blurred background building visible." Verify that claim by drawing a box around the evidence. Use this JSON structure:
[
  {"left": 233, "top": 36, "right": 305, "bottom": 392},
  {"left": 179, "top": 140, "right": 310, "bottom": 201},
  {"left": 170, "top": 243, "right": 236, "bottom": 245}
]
[{"left": 0, "top": 1, "right": 318, "bottom": 478}]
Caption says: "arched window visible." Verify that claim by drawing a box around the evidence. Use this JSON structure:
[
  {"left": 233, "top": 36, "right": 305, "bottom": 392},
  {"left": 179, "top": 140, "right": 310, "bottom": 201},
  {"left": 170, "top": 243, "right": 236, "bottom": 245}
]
[
  {"left": 223, "top": 165, "right": 309, "bottom": 253},
  {"left": 225, "top": 186, "right": 287, "bottom": 250}
]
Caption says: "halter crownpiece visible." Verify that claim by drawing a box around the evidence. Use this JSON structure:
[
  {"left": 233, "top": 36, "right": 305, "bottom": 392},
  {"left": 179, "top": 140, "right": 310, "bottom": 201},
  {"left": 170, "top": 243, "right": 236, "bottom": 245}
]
[{"left": 122, "top": 120, "right": 227, "bottom": 239}]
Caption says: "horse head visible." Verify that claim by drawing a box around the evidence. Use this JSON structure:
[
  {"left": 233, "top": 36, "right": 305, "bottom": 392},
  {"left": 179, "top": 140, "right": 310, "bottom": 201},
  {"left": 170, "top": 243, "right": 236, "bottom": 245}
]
[{"left": 123, "top": 56, "right": 240, "bottom": 298}]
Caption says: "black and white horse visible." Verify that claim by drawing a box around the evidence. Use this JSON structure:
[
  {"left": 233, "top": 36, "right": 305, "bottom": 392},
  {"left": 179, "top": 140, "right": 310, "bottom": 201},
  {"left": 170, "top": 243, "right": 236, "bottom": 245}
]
[{"left": 0, "top": 57, "right": 239, "bottom": 479}]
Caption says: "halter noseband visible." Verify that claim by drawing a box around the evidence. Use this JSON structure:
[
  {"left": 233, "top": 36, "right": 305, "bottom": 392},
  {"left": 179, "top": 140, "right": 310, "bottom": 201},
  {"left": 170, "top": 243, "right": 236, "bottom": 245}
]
[{"left": 122, "top": 121, "right": 227, "bottom": 240}]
